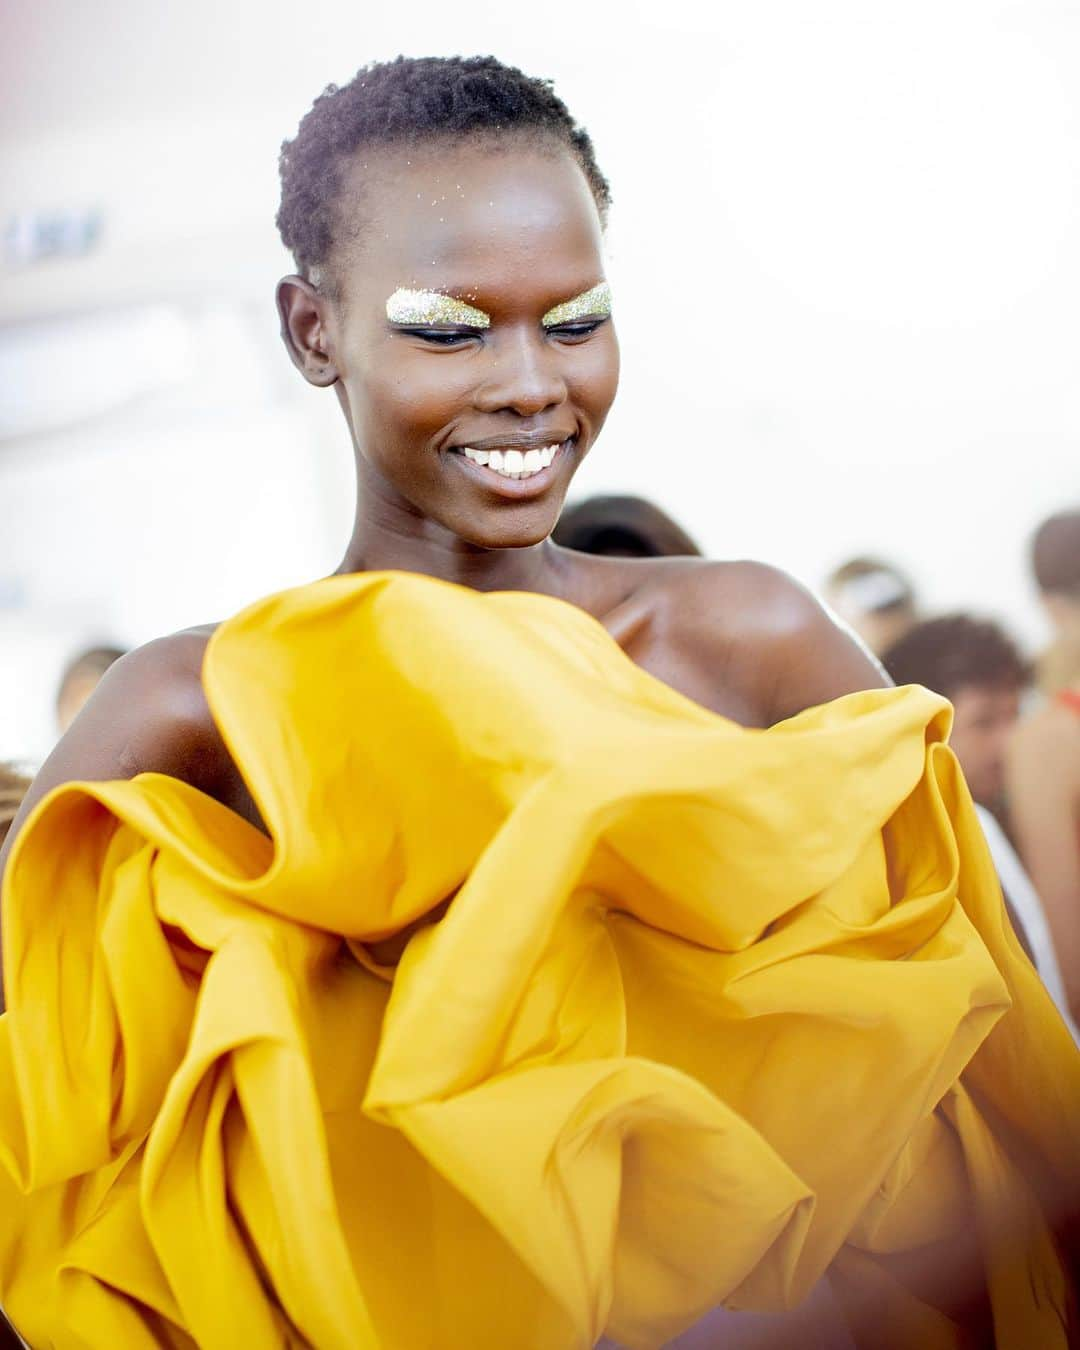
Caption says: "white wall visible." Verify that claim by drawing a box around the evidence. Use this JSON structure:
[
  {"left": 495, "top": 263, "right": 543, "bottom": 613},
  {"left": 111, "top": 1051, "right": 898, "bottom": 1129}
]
[{"left": 2, "top": 0, "right": 1078, "bottom": 762}]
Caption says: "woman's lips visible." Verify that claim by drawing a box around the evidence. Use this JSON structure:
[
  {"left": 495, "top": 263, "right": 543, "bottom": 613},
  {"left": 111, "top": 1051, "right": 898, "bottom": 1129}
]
[{"left": 448, "top": 438, "right": 572, "bottom": 496}]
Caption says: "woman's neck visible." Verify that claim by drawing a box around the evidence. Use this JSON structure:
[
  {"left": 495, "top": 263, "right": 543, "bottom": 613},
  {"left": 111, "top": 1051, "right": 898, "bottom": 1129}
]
[{"left": 335, "top": 482, "right": 570, "bottom": 598}]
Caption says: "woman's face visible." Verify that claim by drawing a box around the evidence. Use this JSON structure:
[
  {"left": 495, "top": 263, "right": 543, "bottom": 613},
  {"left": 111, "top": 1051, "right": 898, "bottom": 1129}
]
[{"left": 302, "top": 140, "right": 619, "bottom": 549}]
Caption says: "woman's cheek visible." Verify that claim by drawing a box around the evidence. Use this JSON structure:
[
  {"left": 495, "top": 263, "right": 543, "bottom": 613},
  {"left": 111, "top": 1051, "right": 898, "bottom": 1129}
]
[
  {"left": 571, "top": 334, "right": 620, "bottom": 421},
  {"left": 383, "top": 359, "right": 474, "bottom": 431}
]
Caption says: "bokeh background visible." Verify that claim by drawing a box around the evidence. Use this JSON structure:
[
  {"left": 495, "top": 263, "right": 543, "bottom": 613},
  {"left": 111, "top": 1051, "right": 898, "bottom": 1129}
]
[{"left": 2, "top": 0, "right": 1078, "bottom": 762}]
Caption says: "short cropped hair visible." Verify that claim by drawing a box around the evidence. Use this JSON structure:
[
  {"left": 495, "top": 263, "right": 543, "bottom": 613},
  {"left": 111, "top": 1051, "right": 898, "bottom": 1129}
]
[
  {"left": 882, "top": 614, "right": 1029, "bottom": 700},
  {"left": 277, "top": 55, "right": 611, "bottom": 282}
]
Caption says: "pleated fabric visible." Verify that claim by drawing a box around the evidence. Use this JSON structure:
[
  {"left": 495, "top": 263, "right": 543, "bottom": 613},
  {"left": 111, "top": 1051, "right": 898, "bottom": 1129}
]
[{"left": 1, "top": 572, "right": 1077, "bottom": 1349}]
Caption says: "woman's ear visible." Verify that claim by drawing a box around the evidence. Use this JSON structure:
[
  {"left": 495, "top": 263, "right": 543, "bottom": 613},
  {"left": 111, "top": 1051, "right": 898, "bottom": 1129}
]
[{"left": 276, "top": 275, "right": 339, "bottom": 387}]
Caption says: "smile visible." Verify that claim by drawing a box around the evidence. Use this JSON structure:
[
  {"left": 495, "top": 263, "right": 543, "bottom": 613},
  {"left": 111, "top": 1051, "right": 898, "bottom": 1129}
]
[{"left": 459, "top": 443, "right": 561, "bottom": 480}]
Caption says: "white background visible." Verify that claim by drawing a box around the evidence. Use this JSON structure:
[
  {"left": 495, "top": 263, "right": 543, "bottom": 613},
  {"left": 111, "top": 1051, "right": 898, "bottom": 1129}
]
[{"left": 1, "top": 0, "right": 1078, "bottom": 762}]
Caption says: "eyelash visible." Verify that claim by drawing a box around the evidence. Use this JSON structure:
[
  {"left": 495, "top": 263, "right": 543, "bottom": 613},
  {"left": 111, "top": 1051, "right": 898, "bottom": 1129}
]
[
  {"left": 549, "top": 319, "right": 607, "bottom": 340},
  {"left": 402, "top": 330, "right": 476, "bottom": 347},
  {"left": 400, "top": 318, "right": 608, "bottom": 348}
]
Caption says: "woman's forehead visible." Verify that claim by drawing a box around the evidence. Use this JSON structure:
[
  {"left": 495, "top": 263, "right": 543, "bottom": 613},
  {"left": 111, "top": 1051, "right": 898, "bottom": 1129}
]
[{"left": 339, "top": 142, "right": 604, "bottom": 297}]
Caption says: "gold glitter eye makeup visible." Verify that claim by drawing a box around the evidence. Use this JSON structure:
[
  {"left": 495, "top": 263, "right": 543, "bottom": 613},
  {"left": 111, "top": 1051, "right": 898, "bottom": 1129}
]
[
  {"left": 541, "top": 281, "right": 612, "bottom": 328},
  {"left": 385, "top": 289, "right": 491, "bottom": 328}
]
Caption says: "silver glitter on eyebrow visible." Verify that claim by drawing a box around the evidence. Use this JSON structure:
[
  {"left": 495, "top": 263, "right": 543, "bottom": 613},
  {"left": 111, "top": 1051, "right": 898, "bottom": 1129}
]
[
  {"left": 542, "top": 281, "right": 612, "bottom": 328},
  {"left": 385, "top": 288, "right": 491, "bottom": 328}
]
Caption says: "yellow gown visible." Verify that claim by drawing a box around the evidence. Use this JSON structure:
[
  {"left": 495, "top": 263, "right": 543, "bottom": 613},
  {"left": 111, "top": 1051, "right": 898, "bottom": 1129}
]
[{"left": 0, "top": 572, "right": 1077, "bottom": 1349}]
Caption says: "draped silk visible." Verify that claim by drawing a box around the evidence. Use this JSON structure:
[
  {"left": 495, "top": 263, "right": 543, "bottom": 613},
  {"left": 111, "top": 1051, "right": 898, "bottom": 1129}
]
[{"left": 1, "top": 572, "right": 1077, "bottom": 1349}]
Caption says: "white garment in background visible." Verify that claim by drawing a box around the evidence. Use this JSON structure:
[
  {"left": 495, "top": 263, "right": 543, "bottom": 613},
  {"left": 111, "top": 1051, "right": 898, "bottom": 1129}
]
[{"left": 975, "top": 803, "right": 1079, "bottom": 1044}]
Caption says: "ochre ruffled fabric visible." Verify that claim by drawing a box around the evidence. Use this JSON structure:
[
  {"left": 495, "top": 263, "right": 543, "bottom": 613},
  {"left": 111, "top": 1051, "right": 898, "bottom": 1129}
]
[{"left": 1, "top": 572, "right": 1078, "bottom": 1349}]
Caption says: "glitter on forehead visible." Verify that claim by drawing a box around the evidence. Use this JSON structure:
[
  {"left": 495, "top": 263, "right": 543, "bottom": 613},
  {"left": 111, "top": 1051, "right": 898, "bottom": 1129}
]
[
  {"left": 385, "top": 288, "right": 490, "bottom": 328},
  {"left": 542, "top": 281, "right": 612, "bottom": 328}
]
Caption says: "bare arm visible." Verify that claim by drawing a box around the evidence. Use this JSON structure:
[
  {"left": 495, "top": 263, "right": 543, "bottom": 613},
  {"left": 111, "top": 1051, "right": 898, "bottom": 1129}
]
[
  {"left": 1007, "top": 705, "right": 1080, "bottom": 1022},
  {"left": 0, "top": 630, "right": 229, "bottom": 1006}
]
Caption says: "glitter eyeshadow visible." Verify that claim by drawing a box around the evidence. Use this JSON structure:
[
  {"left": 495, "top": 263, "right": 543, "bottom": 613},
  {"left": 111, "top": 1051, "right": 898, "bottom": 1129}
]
[
  {"left": 385, "top": 289, "right": 490, "bottom": 328},
  {"left": 541, "top": 281, "right": 612, "bottom": 328}
]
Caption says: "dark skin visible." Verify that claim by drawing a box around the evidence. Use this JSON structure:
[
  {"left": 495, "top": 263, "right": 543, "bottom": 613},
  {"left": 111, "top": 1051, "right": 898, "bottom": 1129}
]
[
  {"left": 0, "top": 139, "right": 890, "bottom": 1347},
  {"left": 4, "top": 133, "right": 1042, "bottom": 1350},
  {"left": 0, "top": 140, "right": 885, "bottom": 894}
]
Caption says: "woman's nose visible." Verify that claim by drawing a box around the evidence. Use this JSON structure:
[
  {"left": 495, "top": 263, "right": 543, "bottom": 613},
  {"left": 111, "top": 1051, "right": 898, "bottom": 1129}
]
[{"left": 472, "top": 329, "right": 568, "bottom": 417}]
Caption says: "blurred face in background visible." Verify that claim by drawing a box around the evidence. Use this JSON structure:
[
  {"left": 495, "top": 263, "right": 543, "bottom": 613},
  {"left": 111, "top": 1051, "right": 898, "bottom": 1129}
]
[
  {"left": 844, "top": 605, "right": 915, "bottom": 659},
  {"left": 825, "top": 591, "right": 915, "bottom": 657},
  {"left": 55, "top": 647, "right": 125, "bottom": 735},
  {"left": 56, "top": 672, "right": 100, "bottom": 735},
  {"left": 824, "top": 564, "right": 916, "bottom": 658},
  {"left": 948, "top": 682, "right": 1022, "bottom": 804}
]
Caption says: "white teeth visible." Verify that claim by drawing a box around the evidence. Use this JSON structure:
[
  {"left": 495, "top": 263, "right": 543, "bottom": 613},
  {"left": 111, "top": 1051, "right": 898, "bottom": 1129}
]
[{"left": 458, "top": 440, "right": 566, "bottom": 479}]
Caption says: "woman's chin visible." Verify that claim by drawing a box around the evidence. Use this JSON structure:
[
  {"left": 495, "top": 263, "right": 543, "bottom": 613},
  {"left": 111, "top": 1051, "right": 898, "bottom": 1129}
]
[
  {"left": 433, "top": 493, "right": 569, "bottom": 552},
  {"left": 452, "top": 514, "right": 559, "bottom": 551}
]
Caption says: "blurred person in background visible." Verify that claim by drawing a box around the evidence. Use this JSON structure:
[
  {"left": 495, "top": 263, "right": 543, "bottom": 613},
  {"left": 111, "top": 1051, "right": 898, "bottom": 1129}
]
[
  {"left": 881, "top": 615, "right": 1025, "bottom": 815},
  {"left": 0, "top": 767, "right": 30, "bottom": 849},
  {"left": 553, "top": 493, "right": 702, "bottom": 557},
  {"left": 824, "top": 555, "right": 917, "bottom": 656},
  {"left": 55, "top": 644, "right": 126, "bottom": 735},
  {"left": 0, "top": 54, "right": 1077, "bottom": 1350},
  {"left": 883, "top": 614, "right": 1076, "bottom": 1039},
  {"left": 1029, "top": 508, "right": 1080, "bottom": 697},
  {"left": 1008, "top": 508, "right": 1080, "bottom": 1030}
]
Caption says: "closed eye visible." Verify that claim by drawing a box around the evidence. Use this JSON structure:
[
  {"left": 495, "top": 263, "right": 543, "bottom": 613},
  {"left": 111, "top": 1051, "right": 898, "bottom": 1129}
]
[
  {"left": 545, "top": 316, "right": 609, "bottom": 341},
  {"left": 395, "top": 327, "right": 482, "bottom": 347}
]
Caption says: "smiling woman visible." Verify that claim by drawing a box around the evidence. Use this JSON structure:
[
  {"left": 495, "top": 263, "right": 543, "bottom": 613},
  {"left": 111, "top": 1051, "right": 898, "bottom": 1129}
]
[
  {"left": 0, "top": 53, "right": 1078, "bottom": 1350},
  {"left": 275, "top": 111, "right": 620, "bottom": 554}
]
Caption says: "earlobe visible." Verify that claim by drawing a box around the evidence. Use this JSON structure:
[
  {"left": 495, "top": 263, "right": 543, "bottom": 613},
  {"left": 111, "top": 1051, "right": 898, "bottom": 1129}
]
[{"left": 276, "top": 275, "right": 339, "bottom": 387}]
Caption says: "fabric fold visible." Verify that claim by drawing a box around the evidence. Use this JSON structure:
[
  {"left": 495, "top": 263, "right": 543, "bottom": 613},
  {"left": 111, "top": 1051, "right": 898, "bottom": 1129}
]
[{"left": 1, "top": 570, "right": 1077, "bottom": 1349}]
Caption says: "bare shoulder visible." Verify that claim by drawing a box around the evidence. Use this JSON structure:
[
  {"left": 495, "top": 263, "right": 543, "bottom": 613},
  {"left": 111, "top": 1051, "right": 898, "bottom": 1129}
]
[
  {"left": 80, "top": 624, "right": 221, "bottom": 776},
  {"left": 666, "top": 558, "right": 830, "bottom": 631},
  {"left": 0, "top": 622, "right": 237, "bottom": 876},
  {"left": 644, "top": 558, "right": 889, "bottom": 724}
]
